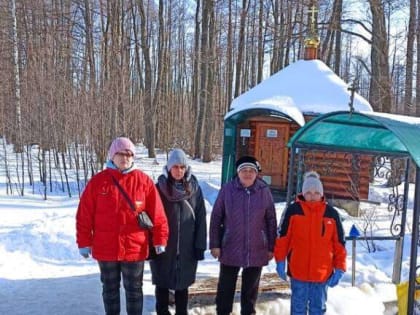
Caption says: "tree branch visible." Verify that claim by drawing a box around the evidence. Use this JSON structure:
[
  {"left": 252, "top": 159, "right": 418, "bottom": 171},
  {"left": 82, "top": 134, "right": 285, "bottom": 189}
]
[{"left": 340, "top": 28, "right": 372, "bottom": 45}]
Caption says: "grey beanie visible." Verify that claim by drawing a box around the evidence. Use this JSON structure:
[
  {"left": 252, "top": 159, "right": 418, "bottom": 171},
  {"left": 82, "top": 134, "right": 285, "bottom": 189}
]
[
  {"left": 302, "top": 171, "right": 324, "bottom": 196},
  {"left": 167, "top": 148, "right": 188, "bottom": 171}
]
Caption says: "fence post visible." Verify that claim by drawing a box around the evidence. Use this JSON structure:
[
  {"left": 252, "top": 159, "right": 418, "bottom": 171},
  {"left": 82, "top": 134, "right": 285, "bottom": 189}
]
[
  {"left": 352, "top": 239, "right": 356, "bottom": 286},
  {"left": 392, "top": 237, "right": 403, "bottom": 284},
  {"left": 349, "top": 224, "right": 361, "bottom": 286}
]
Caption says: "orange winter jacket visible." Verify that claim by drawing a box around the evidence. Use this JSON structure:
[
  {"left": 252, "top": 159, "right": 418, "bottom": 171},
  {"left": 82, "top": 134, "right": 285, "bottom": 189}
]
[
  {"left": 76, "top": 168, "right": 168, "bottom": 261},
  {"left": 274, "top": 195, "right": 346, "bottom": 282}
]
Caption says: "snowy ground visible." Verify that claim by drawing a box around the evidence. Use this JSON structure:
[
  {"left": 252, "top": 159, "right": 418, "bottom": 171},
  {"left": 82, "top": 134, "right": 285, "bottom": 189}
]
[{"left": 0, "top": 146, "right": 411, "bottom": 314}]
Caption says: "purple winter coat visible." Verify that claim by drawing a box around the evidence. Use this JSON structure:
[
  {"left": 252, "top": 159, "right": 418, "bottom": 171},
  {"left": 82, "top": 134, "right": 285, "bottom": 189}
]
[{"left": 209, "top": 177, "right": 277, "bottom": 267}]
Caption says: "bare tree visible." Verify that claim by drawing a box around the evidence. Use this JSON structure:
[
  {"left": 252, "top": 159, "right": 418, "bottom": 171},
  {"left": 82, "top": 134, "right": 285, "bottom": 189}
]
[
  {"left": 224, "top": 0, "right": 234, "bottom": 111},
  {"left": 404, "top": 0, "right": 416, "bottom": 115},
  {"left": 416, "top": 0, "right": 420, "bottom": 116},
  {"left": 233, "top": 0, "right": 249, "bottom": 98},
  {"left": 194, "top": 0, "right": 211, "bottom": 159},
  {"left": 10, "top": 0, "right": 24, "bottom": 195},
  {"left": 256, "top": 0, "right": 265, "bottom": 83},
  {"left": 320, "top": 0, "right": 343, "bottom": 74},
  {"left": 202, "top": 0, "right": 215, "bottom": 162},
  {"left": 369, "top": 0, "right": 392, "bottom": 113},
  {"left": 0, "top": 0, "right": 417, "bottom": 197},
  {"left": 191, "top": 0, "right": 201, "bottom": 147},
  {"left": 137, "top": 0, "right": 157, "bottom": 158}
]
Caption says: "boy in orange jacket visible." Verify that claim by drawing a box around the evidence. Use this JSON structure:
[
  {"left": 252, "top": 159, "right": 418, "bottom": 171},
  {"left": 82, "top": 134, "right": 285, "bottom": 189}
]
[{"left": 274, "top": 171, "right": 346, "bottom": 314}]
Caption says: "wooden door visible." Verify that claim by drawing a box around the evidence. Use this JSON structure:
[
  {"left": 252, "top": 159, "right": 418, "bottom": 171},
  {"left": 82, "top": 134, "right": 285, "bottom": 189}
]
[{"left": 255, "top": 123, "right": 289, "bottom": 189}]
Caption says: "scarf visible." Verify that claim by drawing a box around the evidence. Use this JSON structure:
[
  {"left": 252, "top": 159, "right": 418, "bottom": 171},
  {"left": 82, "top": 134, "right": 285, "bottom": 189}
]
[{"left": 157, "top": 167, "right": 198, "bottom": 202}]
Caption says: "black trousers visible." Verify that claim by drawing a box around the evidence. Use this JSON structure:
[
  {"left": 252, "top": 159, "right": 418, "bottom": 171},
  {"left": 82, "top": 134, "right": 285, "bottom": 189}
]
[
  {"left": 98, "top": 261, "right": 144, "bottom": 315},
  {"left": 215, "top": 264, "right": 262, "bottom": 315},
  {"left": 155, "top": 286, "right": 188, "bottom": 315}
]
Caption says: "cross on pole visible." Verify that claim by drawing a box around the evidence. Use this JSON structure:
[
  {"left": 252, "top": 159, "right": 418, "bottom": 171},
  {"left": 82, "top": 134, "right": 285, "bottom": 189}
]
[
  {"left": 308, "top": 4, "right": 318, "bottom": 35},
  {"left": 348, "top": 82, "right": 358, "bottom": 114}
]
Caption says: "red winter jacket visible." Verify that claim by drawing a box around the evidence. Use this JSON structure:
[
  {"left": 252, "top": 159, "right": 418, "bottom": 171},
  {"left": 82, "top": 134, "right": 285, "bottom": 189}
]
[
  {"left": 274, "top": 195, "right": 346, "bottom": 282},
  {"left": 76, "top": 168, "right": 168, "bottom": 261}
]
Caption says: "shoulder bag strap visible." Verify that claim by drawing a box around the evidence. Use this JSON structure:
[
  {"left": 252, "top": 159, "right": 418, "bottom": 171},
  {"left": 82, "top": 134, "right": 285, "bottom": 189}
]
[
  {"left": 182, "top": 199, "right": 196, "bottom": 220},
  {"left": 110, "top": 175, "right": 136, "bottom": 212}
]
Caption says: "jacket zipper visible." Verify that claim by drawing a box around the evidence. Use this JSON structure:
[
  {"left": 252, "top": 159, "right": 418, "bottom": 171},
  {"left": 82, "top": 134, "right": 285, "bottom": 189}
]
[
  {"left": 246, "top": 188, "right": 251, "bottom": 267},
  {"left": 308, "top": 205, "right": 313, "bottom": 278},
  {"left": 175, "top": 203, "right": 181, "bottom": 288},
  {"left": 177, "top": 202, "right": 181, "bottom": 256}
]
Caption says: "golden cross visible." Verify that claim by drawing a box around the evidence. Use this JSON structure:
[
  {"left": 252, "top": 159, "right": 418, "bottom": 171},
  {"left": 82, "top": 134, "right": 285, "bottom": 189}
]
[{"left": 307, "top": 4, "right": 318, "bottom": 34}]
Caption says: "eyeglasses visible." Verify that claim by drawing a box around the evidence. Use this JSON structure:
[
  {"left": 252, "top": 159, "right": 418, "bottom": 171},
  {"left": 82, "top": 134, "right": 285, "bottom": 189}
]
[{"left": 116, "top": 152, "right": 134, "bottom": 158}]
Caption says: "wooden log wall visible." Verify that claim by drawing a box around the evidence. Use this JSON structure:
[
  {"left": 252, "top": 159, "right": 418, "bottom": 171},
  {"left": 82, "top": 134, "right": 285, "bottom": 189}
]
[
  {"left": 234, "top": 114, "right": 371, "bottom": 201},
  {"left": 302, "top": 151, "right": 371, "bottom": 200}
]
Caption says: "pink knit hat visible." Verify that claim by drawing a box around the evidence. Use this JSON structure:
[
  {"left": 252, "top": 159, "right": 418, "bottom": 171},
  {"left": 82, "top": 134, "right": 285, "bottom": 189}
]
[{"left": 108, "top": 137, "right": 136, "bottom": 159}]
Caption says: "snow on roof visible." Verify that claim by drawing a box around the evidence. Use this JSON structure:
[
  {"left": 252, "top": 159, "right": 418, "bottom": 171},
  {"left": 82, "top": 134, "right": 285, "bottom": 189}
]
[
  {"left": 224, "top": 96, "right": 306, "bottom": 126},
  {"left": 227, "top": 59, "right": 373, "bottom": 122},
  {"left": 366, "top": 111, "right": 420, "bottom": 126}
]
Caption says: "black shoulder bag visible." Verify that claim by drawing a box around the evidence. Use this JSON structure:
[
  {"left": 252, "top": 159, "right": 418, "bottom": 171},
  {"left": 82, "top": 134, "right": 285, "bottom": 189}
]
[{"left": 110, "top": 175, "right": 157, "bottom": 259}]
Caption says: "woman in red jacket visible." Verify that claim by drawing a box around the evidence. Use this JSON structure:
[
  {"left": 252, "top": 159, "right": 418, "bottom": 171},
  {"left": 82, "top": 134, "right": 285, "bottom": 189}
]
[
  {"left": 76, "top": 137, "right": 169, "bottom": 315},
  {"left": 274, "top": 171, "right": 346, "bottom": 315}
]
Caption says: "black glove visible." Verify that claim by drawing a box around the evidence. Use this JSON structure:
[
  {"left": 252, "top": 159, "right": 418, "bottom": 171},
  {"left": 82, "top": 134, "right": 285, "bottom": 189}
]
[{"left": 194, "top": 248, "right": 205, "bottom": 261}]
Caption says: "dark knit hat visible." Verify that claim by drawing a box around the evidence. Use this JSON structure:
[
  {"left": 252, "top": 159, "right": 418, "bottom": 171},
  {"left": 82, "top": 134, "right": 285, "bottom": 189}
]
[
  {"left": 302, "top": 171, "right": 324, "bottom": 196},
  {"left": 235, "top": 156, "right": 261, "bottom": 173}
]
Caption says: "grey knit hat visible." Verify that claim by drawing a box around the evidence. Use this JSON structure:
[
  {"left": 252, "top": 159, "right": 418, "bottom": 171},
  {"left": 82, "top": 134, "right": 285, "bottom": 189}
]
[
  {"left": 302, "top": 171, "right": 324, "bottom": 196},
  {"left": 167, "top": 148, "right": 188, "bottom": 171}
]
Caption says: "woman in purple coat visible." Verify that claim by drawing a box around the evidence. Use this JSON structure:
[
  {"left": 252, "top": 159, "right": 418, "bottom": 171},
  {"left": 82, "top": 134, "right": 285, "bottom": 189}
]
[{"left": 209, "top": 156, "right": 277, "bottom": 315}]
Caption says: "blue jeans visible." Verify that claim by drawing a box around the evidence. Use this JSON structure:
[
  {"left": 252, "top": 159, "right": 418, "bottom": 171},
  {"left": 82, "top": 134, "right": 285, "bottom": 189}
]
[{"left": 290, "top": 278, "right": 327, "bottom": 315}]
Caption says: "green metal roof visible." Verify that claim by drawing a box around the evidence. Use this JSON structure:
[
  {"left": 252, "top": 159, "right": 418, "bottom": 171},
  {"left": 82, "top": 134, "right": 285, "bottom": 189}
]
[
  {"left": 224, "top": 107, "right": 304, "bottom": 124},
  {"left": 288, "top": 111, "right": 420, "bottom": 166}
]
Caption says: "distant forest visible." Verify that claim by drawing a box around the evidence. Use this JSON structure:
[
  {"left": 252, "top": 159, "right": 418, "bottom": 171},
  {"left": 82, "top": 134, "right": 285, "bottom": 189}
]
[{"left": 0, "top": 1, "right": 418, "bottom": 188}]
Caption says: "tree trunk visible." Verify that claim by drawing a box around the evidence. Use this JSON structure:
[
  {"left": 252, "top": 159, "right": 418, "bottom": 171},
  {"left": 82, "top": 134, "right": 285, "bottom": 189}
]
[
  {"left": 416, "top": 0, "right": 420, "bottom": 116},
  {"left": 234, "top": 0, "right": 249, "bottom": 98},
  {"left": 192, "top": 0, "right": 201, "bottom": 146},
  {"left": 256, "top": 0, "right": 264, "bottom": 83},
  {"left": 333, "top": 0, "right": 343, "bottom": 74},
  {"left": 369, "top": 0, "right": 392, "bottom": 113},
  {"left": 137, "top": 0, "right": 156, "bottom": 157},
  {"left": 404, "top": 0, "right": 416, "bottom": 115},
  {"left": 11, "top": 0, "right": 24, "bottom": 195},
  {"left": 152, "top": 0, "right": 167, "bottom": 151},
  {"left": 194, "top": 0, "right": 210, "bottom": 159},
  {"left": 203, "top": 0, "right": 215, "bottom": 162},
  {"left": 225, "top": 0, "right": 233, "bottom": 112}
]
